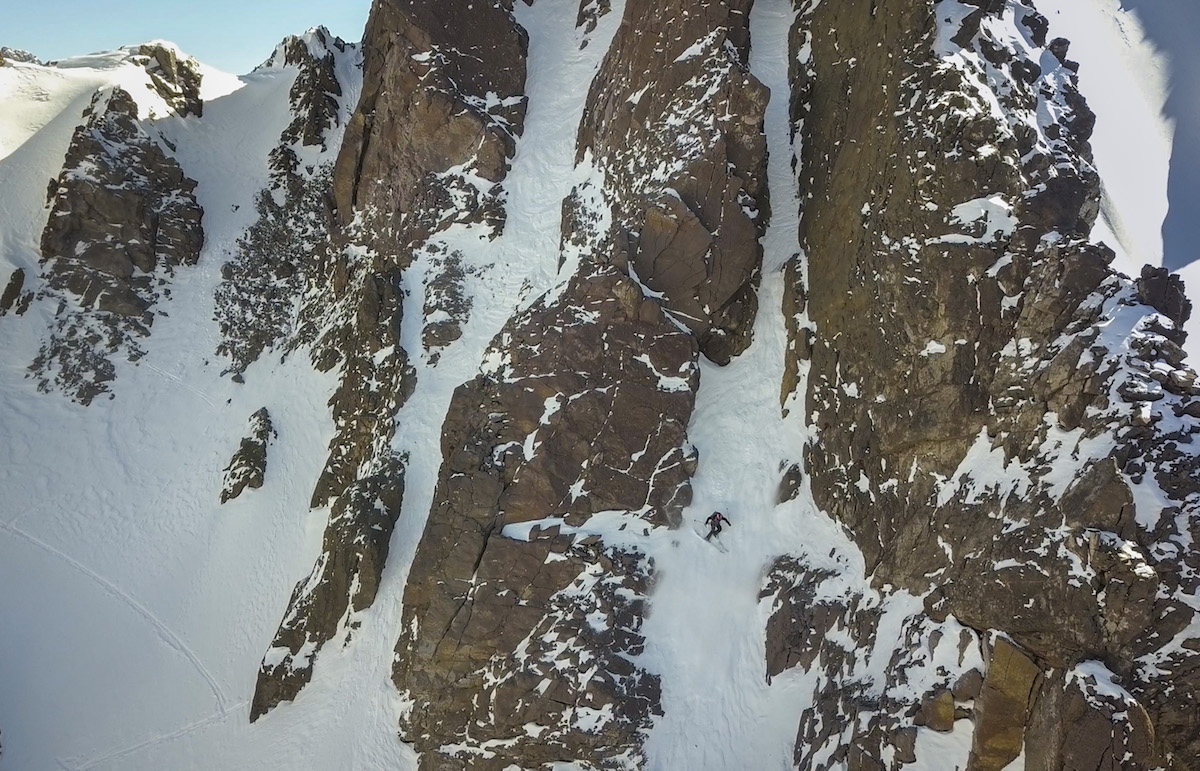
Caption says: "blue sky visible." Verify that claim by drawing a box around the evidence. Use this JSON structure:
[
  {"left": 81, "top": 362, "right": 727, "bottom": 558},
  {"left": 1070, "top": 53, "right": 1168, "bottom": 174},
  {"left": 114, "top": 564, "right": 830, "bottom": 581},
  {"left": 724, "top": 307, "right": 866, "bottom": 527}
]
[{"left": 4, "top": 1, "right": 372, "bottom": 74}]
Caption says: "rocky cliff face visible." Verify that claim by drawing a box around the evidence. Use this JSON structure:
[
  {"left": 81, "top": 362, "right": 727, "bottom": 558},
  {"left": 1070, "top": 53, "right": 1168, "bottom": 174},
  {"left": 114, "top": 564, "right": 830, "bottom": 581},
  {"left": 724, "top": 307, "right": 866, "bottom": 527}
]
[
  {"left": 4, "top": 0, "right": 1200, "bottom": 768},
  {"left": 393, "top": 266, "right": 695, "bottom": 768},
  {"left": 35, "top": 85, "right": 203, "bottom": 403},
  {"left": 568, "top": 0, "right": 769, "bottom": 364},
  {"left": 768, "top": 0, "right": 1200, "bottom": 767}
]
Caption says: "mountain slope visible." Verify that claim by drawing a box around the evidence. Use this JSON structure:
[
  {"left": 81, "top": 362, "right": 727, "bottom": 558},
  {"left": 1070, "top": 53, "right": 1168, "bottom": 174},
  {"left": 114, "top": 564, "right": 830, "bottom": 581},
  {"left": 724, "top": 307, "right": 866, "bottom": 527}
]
[{"left": 1, "top": 1, "right": 1198, "bottom": 770}]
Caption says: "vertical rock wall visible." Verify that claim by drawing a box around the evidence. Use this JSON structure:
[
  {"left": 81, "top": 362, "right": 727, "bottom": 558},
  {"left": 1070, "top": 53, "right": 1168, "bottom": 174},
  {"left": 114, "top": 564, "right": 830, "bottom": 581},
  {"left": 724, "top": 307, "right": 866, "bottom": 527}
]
[
  {"left": 770, "top": 0, "right": 1200, "bottom": 767},
  {"left": 568, "top": 0, "right": 770, "bottom": 363}
]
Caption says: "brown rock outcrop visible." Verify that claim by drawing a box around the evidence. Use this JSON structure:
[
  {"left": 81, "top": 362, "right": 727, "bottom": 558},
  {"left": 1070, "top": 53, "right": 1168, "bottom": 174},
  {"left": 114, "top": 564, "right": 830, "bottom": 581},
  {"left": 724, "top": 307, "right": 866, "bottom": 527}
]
[
  {"left": 766, "top": 0, "right": 1200, "bottom": 767},
  {"left": 332, "top": 0, "right": 527, "bottom": 246},
  {"left": 393, "top": 266, "right": 698, "bottom": 770},
  {"left": 0, "top": 268, "right": 26, "bottom": 315},
  {"left": 215, "top": 31, "right": 355, "bottom": 378},
  {"left": 220, "top": 408, "right": 274, "bottom": 504},
  {"left": 970, "top": 637, "right": 1040, "bottom": 770},
  {"left": 568, "top": 0, "right": 770, "bottom": 363},
  {"left": 254, "top": 0, "right": 529, "bottom": 720},
  {"left": 131, "top": 43, "right": 204, "bottom": 118},
  {"left": 34, "top": 86, "right": 203, "bottom": 403}
]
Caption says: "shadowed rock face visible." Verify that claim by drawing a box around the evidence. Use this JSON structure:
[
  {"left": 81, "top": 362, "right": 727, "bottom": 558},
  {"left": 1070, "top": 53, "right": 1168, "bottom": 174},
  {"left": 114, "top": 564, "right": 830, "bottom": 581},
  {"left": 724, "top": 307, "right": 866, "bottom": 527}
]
[
  {"left": 568, "top": 0, "right": 770, "bottom": 364},
  {"left": 35, "top": 86, "right": 203, "bottom": 403},
  {"left": 766, "top": 0, "right": 1200, "bottom": 767},
  {"left": 393, "top": 266, "right": 697, "bottom": 770}
]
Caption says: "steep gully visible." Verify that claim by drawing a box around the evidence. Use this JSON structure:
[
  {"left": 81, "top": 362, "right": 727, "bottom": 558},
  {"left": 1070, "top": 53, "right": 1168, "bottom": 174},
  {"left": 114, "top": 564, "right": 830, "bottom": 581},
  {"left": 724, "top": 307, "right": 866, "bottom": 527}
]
[{"left": 638, "top": 0, "right": 836, "bottom": 767}]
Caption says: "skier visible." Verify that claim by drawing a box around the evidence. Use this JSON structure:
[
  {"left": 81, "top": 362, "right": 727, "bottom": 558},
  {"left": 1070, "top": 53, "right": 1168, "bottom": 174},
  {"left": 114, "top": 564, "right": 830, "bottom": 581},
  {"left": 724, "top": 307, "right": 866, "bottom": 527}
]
[{"left": 704, "top": 511, "right": 731, "bottom": 541}]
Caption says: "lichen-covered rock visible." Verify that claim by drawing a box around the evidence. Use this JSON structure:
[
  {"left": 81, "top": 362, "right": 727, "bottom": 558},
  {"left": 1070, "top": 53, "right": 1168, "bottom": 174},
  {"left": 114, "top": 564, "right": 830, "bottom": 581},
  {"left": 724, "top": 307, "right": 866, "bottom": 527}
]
[
  {"left": 393, "top": 266, "right": 698, "bottom": 770},
  {"left": 220, "top": 408, "right": 274, "bottom": 504},
  {"left": 567, "top": 0, "right": 769, "bottom": 364},
  {"left": 33, "top": 86, "right": 203, "bottom": 403},
  {"left": 251, "top": 458, "right": 404, "bottom": 721}
]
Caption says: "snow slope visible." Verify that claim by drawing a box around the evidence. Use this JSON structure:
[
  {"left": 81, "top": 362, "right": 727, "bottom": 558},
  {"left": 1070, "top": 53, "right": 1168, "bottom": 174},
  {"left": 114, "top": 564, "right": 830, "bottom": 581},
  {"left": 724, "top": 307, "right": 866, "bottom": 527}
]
[{"left": 0, "top": 51, "right": 409, "bottom": 771}]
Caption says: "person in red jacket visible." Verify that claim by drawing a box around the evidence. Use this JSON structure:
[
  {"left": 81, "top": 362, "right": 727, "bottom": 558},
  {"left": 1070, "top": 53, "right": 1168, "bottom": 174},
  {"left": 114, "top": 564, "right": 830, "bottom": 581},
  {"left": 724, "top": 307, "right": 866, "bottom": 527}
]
[{"left": 704, "top": 511, "right": 731, "bottom": 541}]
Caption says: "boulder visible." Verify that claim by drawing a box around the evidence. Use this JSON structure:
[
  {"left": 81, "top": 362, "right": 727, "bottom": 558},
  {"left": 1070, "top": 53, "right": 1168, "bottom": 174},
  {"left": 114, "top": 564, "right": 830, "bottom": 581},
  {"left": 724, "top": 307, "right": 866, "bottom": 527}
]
[{"left": 220, "top": 408, "right": 274, "bottom": 504}]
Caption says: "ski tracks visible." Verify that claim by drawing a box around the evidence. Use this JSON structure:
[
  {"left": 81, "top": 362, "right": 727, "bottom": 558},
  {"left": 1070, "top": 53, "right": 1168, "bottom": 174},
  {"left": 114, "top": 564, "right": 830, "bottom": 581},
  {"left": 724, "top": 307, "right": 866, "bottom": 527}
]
[{"left": 0, "top": 519, "right": 231, "bottom": 715}]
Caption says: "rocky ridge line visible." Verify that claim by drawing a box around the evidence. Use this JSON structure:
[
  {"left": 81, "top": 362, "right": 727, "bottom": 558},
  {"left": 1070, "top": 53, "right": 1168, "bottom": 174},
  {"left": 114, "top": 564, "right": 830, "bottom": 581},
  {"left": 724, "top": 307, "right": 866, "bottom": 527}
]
[{"left": 250, "top": 0, "right": 533, "bottom": 718}]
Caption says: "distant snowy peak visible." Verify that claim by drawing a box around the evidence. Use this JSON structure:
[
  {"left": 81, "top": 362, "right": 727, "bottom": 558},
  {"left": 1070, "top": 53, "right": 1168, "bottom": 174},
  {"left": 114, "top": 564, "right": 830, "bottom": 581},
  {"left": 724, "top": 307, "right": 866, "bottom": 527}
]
[
  {"left": 257, "top": 26, "right": 353, "bottom": 73},
  {"left": 0, "top": 46, "right": 40, "bottom": 66}
]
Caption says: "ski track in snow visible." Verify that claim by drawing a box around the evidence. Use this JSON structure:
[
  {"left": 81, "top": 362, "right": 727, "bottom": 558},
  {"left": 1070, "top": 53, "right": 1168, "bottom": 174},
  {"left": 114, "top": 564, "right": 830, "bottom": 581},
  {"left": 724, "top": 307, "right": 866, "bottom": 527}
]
[
  {"left": 0, "top": 57, "right": 356, "bottom": 771},
  {"left": 0, "top": 517, "right": 230, "bottom": 714},
  {"left": 639, "top": 2, "right": 863, "bottom": 767}
]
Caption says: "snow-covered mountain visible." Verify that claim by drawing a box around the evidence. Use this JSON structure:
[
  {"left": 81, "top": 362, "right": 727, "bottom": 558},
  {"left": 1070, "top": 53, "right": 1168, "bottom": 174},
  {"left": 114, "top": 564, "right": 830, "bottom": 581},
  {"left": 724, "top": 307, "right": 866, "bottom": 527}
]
[{"left": 1, "top": 1, "right": 1198, "bottom": 770}]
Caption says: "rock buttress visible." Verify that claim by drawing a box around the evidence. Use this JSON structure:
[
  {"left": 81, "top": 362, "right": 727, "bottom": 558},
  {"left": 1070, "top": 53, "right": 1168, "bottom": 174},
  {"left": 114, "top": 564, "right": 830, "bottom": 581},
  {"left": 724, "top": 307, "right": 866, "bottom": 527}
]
[
  {"left": 393, "top": 267, "right": 698, "bottom": 770},
  {"left": 252, "top": 2, "right": 530, "bottom": 720},
  {"left": 332, "top": 0, "right": 528, "bottom": 247},
  {"left": 251, "top": 461, "right": 405, "bottom": 721},
  {"left": 35, "top": 87, "right": 203, "bottom": 403},
  {"left": 769, "top": 0, "right": 1200, "bottom": 767},
  {"left": 567, "top": 0, "right": 770, "bottom": 364}
]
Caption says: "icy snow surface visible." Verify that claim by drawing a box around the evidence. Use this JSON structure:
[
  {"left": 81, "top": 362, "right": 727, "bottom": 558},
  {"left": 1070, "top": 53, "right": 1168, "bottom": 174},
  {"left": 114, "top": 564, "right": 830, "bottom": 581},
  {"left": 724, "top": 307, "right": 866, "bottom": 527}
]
[{"left": 0, "top": 51, "right": 411, "bottom": 771}]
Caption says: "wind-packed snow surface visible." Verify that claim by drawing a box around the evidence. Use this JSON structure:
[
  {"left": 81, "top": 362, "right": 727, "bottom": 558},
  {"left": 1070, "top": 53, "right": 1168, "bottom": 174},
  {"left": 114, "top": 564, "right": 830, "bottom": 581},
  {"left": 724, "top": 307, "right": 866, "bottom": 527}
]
[{"left": 0, "top": 2, "right": 1193, "bottom": 770}]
